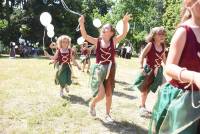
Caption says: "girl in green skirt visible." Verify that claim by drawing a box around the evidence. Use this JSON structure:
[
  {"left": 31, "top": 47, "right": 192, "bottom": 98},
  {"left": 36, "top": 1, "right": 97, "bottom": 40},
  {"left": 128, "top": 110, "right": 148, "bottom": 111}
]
[
  {"left": 149, "top": 0, "right": 200, "bottom": 133},
  {"left": 79, "top": 14, "right": 132, "bottom": 123},
  {"left": 45, "top": 35, "right": 81, "bottom": 97},
  {"left": 133, "top": 27, "right": 166, "bottom": 117}
]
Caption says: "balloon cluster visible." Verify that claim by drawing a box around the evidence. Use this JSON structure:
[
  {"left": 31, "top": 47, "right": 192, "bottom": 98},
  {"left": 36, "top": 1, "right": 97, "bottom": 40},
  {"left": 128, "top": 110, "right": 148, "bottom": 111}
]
[
  {"left": 76, "top": 18, "right": 130, "bottom": 45},
  {"left": 40, "top": 12, "right": 55, "bottom": 38}
]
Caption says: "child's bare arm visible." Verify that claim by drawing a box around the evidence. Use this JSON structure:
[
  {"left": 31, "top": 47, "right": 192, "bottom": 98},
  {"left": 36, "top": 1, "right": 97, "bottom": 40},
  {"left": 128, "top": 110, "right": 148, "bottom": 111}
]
[{"left": 79, "top": 15, "right": 98, "bottom": 46}]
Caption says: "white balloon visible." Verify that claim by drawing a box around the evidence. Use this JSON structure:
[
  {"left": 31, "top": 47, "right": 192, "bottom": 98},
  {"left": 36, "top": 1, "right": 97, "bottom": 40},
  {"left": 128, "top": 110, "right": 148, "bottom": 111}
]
[
  {"left": 47, "top": 24, "right": 54, "bottom": 32},
  {"left": 93, "top": 18, "right": 102, "bottom": 28},
  {"left": 77, "top": 37, "right": 85, "bottom": 45},
  {"left": 47, "top": 31, "right": 55, "bottom": 38},
  {"left": 116, "top": 20, "right": 130, "bottom": 35},
  {"left": 40, "top": 12, "right": 52, "bottom": 27}
]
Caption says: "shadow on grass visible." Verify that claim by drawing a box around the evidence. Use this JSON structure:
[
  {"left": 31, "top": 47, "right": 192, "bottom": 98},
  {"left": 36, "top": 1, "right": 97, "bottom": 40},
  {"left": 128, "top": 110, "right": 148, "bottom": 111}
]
[
  {"left": 115, "top": 80, "right": 131, "bottom": 86},
  {"left": 123, "top": 86, "right": 136, "bottom": 91},
  {"left": 98, "top": 119, "right": 148, "bottom": 134},
  {"left": 62, "top": 94, "right": 91, "bottom": 106},
  {"left": 113, "top": 91, "right": 137, "bottom": 100}
]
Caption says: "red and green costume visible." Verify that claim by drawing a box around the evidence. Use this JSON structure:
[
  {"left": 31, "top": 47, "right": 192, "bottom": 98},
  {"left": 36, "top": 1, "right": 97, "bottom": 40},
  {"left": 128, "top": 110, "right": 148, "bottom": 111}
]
[
  {"left": 54, "top": 48, "right": 72, "bottom": 88},
  {"left": 133, "top": 43, "right": 165, "bottom": 93},
  {"left": 149, "top": 25, "right": 200, "bottom": 134}
]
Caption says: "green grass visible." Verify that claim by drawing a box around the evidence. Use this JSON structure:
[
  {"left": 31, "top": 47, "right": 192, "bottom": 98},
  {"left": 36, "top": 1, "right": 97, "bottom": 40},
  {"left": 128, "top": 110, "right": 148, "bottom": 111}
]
[{"left": 0, "top": 55, "right": 151, "bottom": 134}]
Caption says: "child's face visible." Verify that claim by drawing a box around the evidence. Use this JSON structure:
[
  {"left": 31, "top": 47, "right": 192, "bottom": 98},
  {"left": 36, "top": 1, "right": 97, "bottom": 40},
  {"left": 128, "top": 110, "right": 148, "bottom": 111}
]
[
  {"left": 101, "top": 24, "right": 114, "bottom": 39},
  {"left": 154, "top": 31, "right": 166, "bottom": 43},
  {"left": 62, "top": 38, "right": 69, "bottom": 48},
  {"left": 191, "top": 0, "right": 200, "bottom": 19}
]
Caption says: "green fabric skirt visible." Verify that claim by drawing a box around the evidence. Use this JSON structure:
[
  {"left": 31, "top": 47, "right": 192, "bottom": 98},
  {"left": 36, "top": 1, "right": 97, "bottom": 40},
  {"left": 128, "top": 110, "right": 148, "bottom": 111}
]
[
  {"left": 90, "top": 63, "right": 115, "bottom": 97},
  {"left": 149, "top": 83, "right": 200, "bottom": 134},
  {"left": 133, "top": 65, "right": 163, "bottom": 93},
  {"left": 54, "top": 63, "right": 72, "bottom": 88},
  {"left": 80, "top": 55, "right": 90, "bottom": 64}
]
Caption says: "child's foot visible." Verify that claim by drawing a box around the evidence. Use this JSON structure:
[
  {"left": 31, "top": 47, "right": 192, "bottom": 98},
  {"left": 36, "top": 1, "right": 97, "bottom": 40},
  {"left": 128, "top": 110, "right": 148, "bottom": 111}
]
[
  {"left": 89, "top": 103, "right": 96, "bottom": 117},
  {"left": 60, "top": 89, "right": 64, "bottom": 97},
  {"left": 105, "top": 114, "right": 114, "bottom": 124},
  {"left": 65, "top": 88, "right": 69, "bottom": 93},
  {"left": 139, "top": 107, "right": 151, "bottom": 118}
]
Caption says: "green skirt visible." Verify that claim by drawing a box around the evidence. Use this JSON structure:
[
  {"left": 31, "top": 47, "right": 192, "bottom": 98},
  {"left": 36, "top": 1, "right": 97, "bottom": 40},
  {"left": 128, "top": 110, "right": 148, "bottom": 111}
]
[
  {"left": 54, "top": 63, "right": 72, "bottom": 88},
  {"left": 149, "top": 83, "right": 200, "bottom": 134},
  {"left": 90, "top": 63, "right": 115, "bottom": 97},
  {"left": 80, "top": 55, "right": 90, "bottom": 64},
  {"left": 133, "top": 65, "right": 163, "bottom": 93}
]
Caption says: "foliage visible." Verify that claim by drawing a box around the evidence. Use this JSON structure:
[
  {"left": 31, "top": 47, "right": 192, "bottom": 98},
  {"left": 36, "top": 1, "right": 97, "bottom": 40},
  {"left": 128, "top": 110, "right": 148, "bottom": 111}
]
[{"left": 0, "top": 0, "right": 183, "bottom": 53}]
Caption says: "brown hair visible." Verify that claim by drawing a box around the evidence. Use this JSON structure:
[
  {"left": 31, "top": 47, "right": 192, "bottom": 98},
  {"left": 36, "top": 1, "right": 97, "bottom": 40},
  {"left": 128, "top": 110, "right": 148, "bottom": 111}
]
[{"left": 145, "top": 26, "right": 166, "bottom": 43}]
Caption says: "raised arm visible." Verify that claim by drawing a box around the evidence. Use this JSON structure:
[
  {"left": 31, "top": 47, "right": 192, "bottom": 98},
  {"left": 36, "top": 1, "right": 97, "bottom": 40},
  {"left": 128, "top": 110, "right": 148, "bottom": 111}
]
[
  {"left": 114, "top": 13, "right": 132, "bottom": 44},
  {"left": 79, "top": 15, "right": 98, "bottom": 45},
  {"left": 139, "top": 42, "right": 152, "bottom": 69}
]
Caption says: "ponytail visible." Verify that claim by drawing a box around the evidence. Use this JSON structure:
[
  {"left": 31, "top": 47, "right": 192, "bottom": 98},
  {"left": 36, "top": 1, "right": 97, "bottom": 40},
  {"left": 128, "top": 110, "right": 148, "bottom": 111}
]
[{"left": 180, "top": 7, "right": 192, "bottom": 23}]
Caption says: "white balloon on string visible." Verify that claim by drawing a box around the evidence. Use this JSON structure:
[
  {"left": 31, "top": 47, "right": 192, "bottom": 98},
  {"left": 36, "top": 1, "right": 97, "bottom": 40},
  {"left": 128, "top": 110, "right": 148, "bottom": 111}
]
[
  {"left": 93, "top": 18, "right": 102, "bottom": 28},
  {"left": 77, "top": 37, "right": 85, "bottom": 45},
  {"left": 116, "top": 20, "right": 130, "bottom": 35},
  {"left": 47, "top": 31, "right": 55, "bottom": 38},
  {"left": 40, "top": 12, "right": 52, "bottom": 27},
  {"left": 47, "top": 24, "right": 54, "bottom": 32}
]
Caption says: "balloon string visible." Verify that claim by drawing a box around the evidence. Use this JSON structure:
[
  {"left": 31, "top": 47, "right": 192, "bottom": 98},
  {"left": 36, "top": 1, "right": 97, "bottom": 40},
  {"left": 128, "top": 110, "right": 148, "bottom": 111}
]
[
  {"left": 60, "top": 0, "right": 82, "bottom": 16},
  {"left": 60, "top": 0, "right": 81, "bottom": 31},
  {"left": 76, "top": 24, "right": 80, "bottom": 32},
  {"left": 43, "top": 28, "right": 46, "bottom": 51}
]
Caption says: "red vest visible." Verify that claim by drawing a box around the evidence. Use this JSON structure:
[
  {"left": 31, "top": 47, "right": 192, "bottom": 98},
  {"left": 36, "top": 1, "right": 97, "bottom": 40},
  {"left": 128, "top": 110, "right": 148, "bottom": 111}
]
[
  {"left": 96, "top": 38, "right": 115, "bottom": 65},
  {"left": 81, "top": 48, "right": 90, "bottom": 56},
  {"left": 146, "top": 43, "right": 165, "bottom": 69},
  {"left": 170, "top": 26, "right": 200, "bottom": 91},
  {"left": 57, "top": 48, "right": 71, "bottom": 64}
]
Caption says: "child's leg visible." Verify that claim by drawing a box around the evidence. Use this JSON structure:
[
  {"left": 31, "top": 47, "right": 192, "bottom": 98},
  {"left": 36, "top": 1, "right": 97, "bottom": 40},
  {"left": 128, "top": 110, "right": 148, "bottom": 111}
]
[
  {"left": 105, "top": 82, "right": 112, "bottom": 115},
  {"left": 140, "top": 90, "right": 148, "bottom": 107},
  {"left": 60, "top": 86, "right": 64, "bottom": 97},
  {"left": 90, "top": 83, "right": 105, "bottom": 108},
  {"left": 64, "top": 84, "right": 69, "bottom": 93},
  {"left": 82, "top": 60, "right": 86, "bottom": 72},
  {"left": 87, "top": 59, "right": 91, "bottom": 72}
]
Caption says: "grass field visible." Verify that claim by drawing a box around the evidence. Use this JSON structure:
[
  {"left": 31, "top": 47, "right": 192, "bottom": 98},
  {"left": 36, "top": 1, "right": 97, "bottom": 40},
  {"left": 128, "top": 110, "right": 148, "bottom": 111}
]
[{"left": 0, "top": 55, "right": 157, "bottom": 134}]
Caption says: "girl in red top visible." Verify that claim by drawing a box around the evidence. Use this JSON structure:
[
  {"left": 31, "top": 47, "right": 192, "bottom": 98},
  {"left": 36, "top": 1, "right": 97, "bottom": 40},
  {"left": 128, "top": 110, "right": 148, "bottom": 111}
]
[
  {"left": 149, "top": 0, "right": 200, "bottom": 133},
  {"left": 45, "top": 35, "right": 81, "bottom": 97},
  {"left": 80, "top": 42, "right": 93, "bottom": 73},
  {"left": 133, "top": 26, "right": 166, "bottom": 117},
  {"left": 79, "top": 14, "right": 131, "bottom": 123}
]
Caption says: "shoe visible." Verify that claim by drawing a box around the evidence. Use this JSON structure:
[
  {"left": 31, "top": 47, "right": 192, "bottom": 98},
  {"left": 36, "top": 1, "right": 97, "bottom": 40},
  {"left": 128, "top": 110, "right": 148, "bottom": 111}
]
[
  {"left": 89, "top": 103, "right": 96, "bottom": 117},
  {"left": 139, "top": 107, "right": 151, "bottom": 117},
  {"left": 65, "top": 88, "right": 69, "bottom": 93},
  {"left": 60, "top": 89, "right": 64, "bottom": 97},
  {"left": 105, "top": 114, "right": 114, "bottom": 123}
]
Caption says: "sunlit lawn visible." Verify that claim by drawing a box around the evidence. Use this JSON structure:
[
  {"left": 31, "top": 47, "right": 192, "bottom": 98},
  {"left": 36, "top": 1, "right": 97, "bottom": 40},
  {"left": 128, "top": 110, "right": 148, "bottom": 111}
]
[{"left": 0, "top": 55, "right": 155, "bottom": 134}]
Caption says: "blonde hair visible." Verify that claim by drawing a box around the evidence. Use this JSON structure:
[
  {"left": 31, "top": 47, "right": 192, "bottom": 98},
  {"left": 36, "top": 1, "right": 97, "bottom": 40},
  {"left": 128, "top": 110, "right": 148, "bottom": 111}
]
[
  {"left": 145, "top": 26, "right": 166, "bottom": 43},
  {"left": 56, "top": 35, "right": 71, "bottom": 49}
]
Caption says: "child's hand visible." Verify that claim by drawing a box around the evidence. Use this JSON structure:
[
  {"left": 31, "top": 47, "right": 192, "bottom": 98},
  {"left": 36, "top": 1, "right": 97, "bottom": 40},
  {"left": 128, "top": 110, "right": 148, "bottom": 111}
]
[
  {"left": 79, "top": 15, "right": 85, "bottom": 24},
  {"left": 123, "top": 13, "right": 132, "bottom": 22},
  {"left": 194, "top": 72, "right": 200, "bottom": 90}
]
